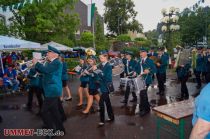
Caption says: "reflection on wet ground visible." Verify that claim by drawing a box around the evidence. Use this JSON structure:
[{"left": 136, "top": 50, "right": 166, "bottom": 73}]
[{"left": 0, "top": 75, "right": 204, "bottom": 139}]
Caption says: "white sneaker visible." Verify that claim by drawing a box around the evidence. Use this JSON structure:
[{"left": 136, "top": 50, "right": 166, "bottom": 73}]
[{"left": 98, "top": 122, "right": 104, "bottom": 127}]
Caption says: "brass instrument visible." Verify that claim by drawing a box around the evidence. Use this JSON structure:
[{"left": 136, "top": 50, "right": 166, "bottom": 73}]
[{"left": 149, "top": 56, "right": 162, "bottom": 65}]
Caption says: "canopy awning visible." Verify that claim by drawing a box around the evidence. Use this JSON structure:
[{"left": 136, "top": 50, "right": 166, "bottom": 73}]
[
  {"left": 0, "top": 35, "right": 41, "bottom": 50},
  {"left": 41, "top": 41, "right": 73, "bottom": 51}
]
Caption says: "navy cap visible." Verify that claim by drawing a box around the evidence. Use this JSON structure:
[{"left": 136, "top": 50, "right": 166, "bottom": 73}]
[
  {"left": 88, "top": 55, "right": 97, "bottom": 60},
  {"left": 48, "top": 45, "right": 61, "bottom": 54},
  {"left": 125, "top": 51, "right": 133, "bottom": 55},
  {"left": 99, "top": 50, "right": 108, "bottom": 55},
  {"left": 139, "top": 48, "right": 148, "bottom": 52}
]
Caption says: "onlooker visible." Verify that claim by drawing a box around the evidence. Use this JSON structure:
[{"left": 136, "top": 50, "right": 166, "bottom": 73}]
[{"left": 190, "top": 82, "right": 210, "bottom": 139}]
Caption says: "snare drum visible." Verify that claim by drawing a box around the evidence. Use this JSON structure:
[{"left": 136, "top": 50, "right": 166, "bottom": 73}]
[{"left": 133, "top": 76, "right": 146, "bottom": 94}]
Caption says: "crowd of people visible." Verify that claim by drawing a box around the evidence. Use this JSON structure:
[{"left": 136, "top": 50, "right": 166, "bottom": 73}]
[{"left": 0, "top": 44, "right": 210, "bottom": 138}]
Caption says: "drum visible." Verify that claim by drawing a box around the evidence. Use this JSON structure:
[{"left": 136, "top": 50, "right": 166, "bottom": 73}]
[
  {"left": 133, "top": 76, "right": 146, "bottom": 94},
  {"left": 120, "top": 78, "right": 128, "bottom": 90},
  {"left": 109, "top": 58, "right": 124, "bottom": 76}
]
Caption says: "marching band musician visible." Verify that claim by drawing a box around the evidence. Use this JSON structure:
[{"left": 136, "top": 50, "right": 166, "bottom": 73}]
[
  {"left": 121, "top": 51, "right": 137, "bottom": 105},
  {"left": 194, "top": 46, "right": 204, "bottom": 89},
  {"left": 82, "top": 55, "right": 100, "bottom": 114},
  {"left": 32, "top": 45, "right": 65, "bottom": 137},
  {"left": 176, "top": 62, "right": 191, "bottom": 100},
  {"left": 205, "top": 46, "right": 210, "bottom": 83},
  {"left": 156, "top": 47, "right": 168, "bottom": 96},
  {"left": 147, "top": 46, "right": 158, "bottom": 57},
  {"left": 135, "top": 48, "right": 156, "bottom": 117},
  {"left": 59, "top": 55, "right": 72, "bottom": 101},
  {"left": 26, "top": 66, "right": 43, "bottom": 115},
  {"left": 76, "top": 56, "right": 90, "bottom": 109},
  {"left": 118, "top": 51, "right": 127, "bottom": 91},
  {"left": 94, "top": 50, "right": 114, "bottom": 126}
]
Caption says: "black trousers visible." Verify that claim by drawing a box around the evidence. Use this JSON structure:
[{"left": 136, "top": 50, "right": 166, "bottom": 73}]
[
  {"left": 58, "top": 98, "right": 67, "bottom": 122},
  {"left": 99, "top": 93, "right": 114, "bottom": 123},
  {"left": 139, "top": 86, "right": 150, "bottom": 111},
  {"left": 156, "top": 73, "right": 165, "bottom": 93},
  {"left": 120, "top": 71, "right": 125, "bottom": 78},
  {"left": 124, "top": 83, "right": 137, "bottom": 103},
  {"left": 163, "top": 72, "right": 166, "bottom": 83},
  {"left": 27, "top": 87, "right": 43, "bottom": 111},
  {"left": 194, "top": 70, "right": 201, "bottom": 87},
  {"left": 206, "top": 72, "right": 210, "bottom": 83},
  {"left": 41, "top": 97, "right": 65, "bottom": 132},
  {"left": 180, "top": 76, "right": 189, "bottom": 99}
]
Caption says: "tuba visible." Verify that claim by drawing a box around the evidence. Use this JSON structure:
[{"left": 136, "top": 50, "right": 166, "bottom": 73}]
[{"left": 85, "top": 48, "right": 96, "bottom": 56}]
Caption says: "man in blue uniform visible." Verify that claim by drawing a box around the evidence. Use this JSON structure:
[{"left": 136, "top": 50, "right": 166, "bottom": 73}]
[
  {"left": 206, "top": 46, "right": 210, "bottom": 83},
  {"left": 33, "top": 45, "right": 65, "bottom": 138},
  {"left": 147, "top": 46, "right": 158, "bottom": 57},
  {"left": 156, "top": 47, "right": 168, "bottom": 96},
  {"left": 190, "top": 82, "right": 210, "bottom": 139},
  {"left": 95, "top": 50, "right": 114, "bottom": 126},
  {"left": 194, "top": 46, "right": 204, "bottom": 89},
  {"left": 121, "top": 51, "right": 137, "bottom": 105},
  {"left": 135, "top": 48, "right": 156, "bottom": 116}
]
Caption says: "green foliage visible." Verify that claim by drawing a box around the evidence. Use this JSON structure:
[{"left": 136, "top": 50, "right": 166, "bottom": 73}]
[
  {"left": 135, "top": 40, "right": 152, "bottom": 47},
  {"left": 123, "top": 47, "right": 139, "bottom": 57},
  {"left": 79, "top": 31, "right": 94, "bottom": 48},
  {"left": 95, "top": 16, "right": 105, "bottom": 45},
  {"left": 178, "top": 7, "right": 210, "bottom": 45},
  {"left": 144, "top": 29, "right": 159, "bottom": 46},
  {"left": 117, "top": 34, "right": 131, "bottom": 42},
  {"left": 0, "top": 20, "right": 8, "bottom": 35},
  {"left": 134, "top": 37, "right": 146, "bottom": 41},
  {"left": 65, "top": 58, "right": 79, "bottom": 70},
  {"left": 104, "top": 0, "right": 142, "bottom": 35},
  {"left": 3, "top": 0, "right": 80, "bottom": 44},
  {"left": 22, "top": 50, "right": 34, "bottom": 59}
]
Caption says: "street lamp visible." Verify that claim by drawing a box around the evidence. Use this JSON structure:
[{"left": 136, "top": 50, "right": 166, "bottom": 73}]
[{"left": 160, "top": 7, "right": 180, "bottom": 49}]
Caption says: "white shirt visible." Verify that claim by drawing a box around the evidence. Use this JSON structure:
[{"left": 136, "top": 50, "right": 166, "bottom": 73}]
[{"left": 140, "top": 57, "right": 147, "bottom": 74}]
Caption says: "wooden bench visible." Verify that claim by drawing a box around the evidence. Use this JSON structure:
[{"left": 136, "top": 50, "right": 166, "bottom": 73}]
[{"left": 153, "top": 99, "right": 194, "bottom": 139}]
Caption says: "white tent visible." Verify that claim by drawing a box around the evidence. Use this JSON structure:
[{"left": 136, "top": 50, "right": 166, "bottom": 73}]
[
  {"left": 0, "top": 35, "right": 41, "bottom": 50},
  {"left": 41, "top": 41, "right": 73, "bottom": 51},
  {"left": 0, "top": 35, "right": 41, "bottom": 74}
]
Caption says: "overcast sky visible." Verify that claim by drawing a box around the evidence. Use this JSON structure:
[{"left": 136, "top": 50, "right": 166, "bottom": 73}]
[{"left": 81, "top": 0, "right": 210, "bottom": 32}]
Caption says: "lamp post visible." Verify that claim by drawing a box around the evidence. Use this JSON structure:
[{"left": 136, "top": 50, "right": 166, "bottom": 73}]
[{"left": 161, "top": 7, "right": 180, "bottom": 49}]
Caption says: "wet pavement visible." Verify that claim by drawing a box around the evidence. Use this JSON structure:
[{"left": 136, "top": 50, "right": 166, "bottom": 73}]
[{"left": 0, "top": 71, "right": 205, "bottom": 139}]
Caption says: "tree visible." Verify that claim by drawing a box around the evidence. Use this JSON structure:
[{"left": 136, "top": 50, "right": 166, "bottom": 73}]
[
  {"left": 144, "top": 29, "right": 159, "bottom": 46},
  {"left": 95, "top": 16, "right": 105, "bottom": 45},
  {"left": 104, "top": 0, "right": 142, "bottom": 35},
  {"left": 79, "top": 31, "right": 94, "bottom": 48},
  {"left": 1, "top": 0, "right": 80, "bottom": 46},
  {"left": 0, "top": 20, "right": 8, "bottom": 35},
  {"left": 116, "top": 34, "right": 131, "bottom": 42}
]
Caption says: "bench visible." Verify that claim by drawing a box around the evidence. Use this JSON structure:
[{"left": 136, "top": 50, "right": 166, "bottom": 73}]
[{"left": 153, "top": 99, "right": 194, "bottom": 139}]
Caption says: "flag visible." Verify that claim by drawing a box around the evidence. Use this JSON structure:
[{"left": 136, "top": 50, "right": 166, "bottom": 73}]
[{"left": 87, "top": 3, "right": 95, "bottom": 27}]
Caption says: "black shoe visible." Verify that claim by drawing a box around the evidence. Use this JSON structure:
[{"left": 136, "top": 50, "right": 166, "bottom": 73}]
[
  {"left": 65, "top": 97, "right": 72, "bottom": 101},
  {"left": 120, "top": 100, "right": 127, "bottom": 104},
  {"left": 106, "top": 118, "right": 115, "bottom": 123},
  {"left": 139, "top": 109, "right": 150, "bottom": 117},
  {"left": 76, "top": 105, "right": 83, "bottom": 110},
  {"left": 98, "top": 122, "right": 105, "bottom": 127},
  {"left": 130, "top": 99, "right": 137, "bottom": 103}
]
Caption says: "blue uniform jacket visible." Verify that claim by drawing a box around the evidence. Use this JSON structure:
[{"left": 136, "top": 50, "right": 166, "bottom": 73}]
[
  {"left": 148, "top": 52, "right": 158, "bottom": 57},
  {"left": 176, "top": 63, "right": 191, "bottom": 79},
  {"left": 135, "top": 57, "right": 156, "bottom": 85},
  {"left": 125, "top": 59, "right": 137, "bottom": 76},
  {"left": 77, "top": 64, "right": 89, "bottom": 82},
  {"left": 97, "top": 63, "right": 112, "bottom": 93},
  {"left": 156, "top": 55, "right": 168, "bottom": 74},
  {"left": 204, "top": 54, "right": 210, "bottom": 73},
  {"left": 28, "top": 67, "right": 40, "bottom": 87},
  {"left": 35, "top": 58, "right": 63, "bottom": 97},
  {"left": 195, "top": 54, "right": 204, "bottom": 72},
  {"left": 88, "top": 72, "right": 100, "bottom": 90},
  {"left": 62, "top": 62, "right": 69, "bottom": 81}
]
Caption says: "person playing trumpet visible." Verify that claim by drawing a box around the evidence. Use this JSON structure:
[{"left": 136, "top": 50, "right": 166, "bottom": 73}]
[
  {"left": 82, "top": 56, "right": 100, "bottom": 114},
  {"left": 76, "top": 56, "right": 89, "bottom": 109},
  {"left": 32, "top": 45, "right": 65, "bottom": 136}
]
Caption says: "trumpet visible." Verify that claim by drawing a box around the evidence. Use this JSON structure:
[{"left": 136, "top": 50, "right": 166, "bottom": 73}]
[{"left": 18, "top": 57, "right": 47, "bottom": 71}]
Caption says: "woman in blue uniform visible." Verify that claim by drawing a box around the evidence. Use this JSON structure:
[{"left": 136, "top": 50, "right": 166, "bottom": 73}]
[
  {"left": 76, "top": 56, "right": 89, "bottom": 108},
  {"left": 59, "top": 55, "right": 72, "bottom": 101},
  {"left": 94, "top": 51, "right": 114, "bottom": 126},
  {"left": 82, "top": 56, "right": 100, "bottom": 114}
]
